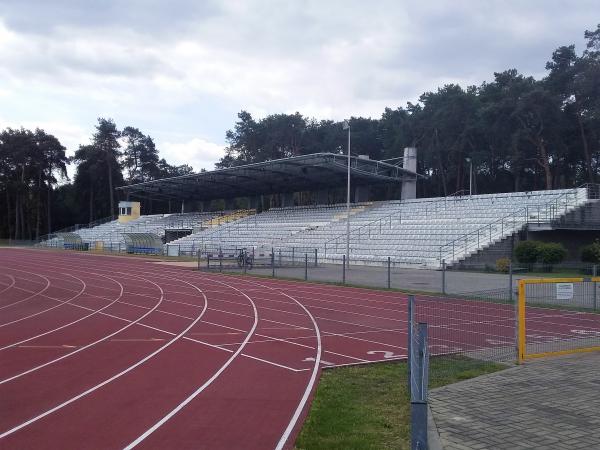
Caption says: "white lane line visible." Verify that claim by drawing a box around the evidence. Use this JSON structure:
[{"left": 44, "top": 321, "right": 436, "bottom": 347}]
[
  {"left": 205, "top": 274, "right": 325, "bottom": 449},
  {"left": 3, "top": 275, "right": 302, "bottom": 373},
  {"left": 0, "top": 275, "right": 16, "bottom": 296},
  {"left": 0, "top": 274, "right": 124, "bottom": 351},
  {"left": 0, "top": 275, "right": 160, "bottom": 385},
  {"left": 0, "top": 277, "right": 208, "bottom": 439},
  {"left": 18, "top": 345, "right": 78, "bottom": 349},
  {"left": 0, "top": 270, "right": 52, "bottom": 316},
  {"left": 264, "top": 284, "right": 322, "bottom": 450},
  {"left": 0, "top": 271, "right": 85, "bottom": 328},
  {"left": 110, "top": 338, "right": 166, "bottom": 342},
  {"left": 123, "top": 278, "right": 258, "bottom": 449},
  {"left": 68, "top": 295, "right": 302, "bottom": 373},
  {"left": 17, "top": 260, "right": 367, "bottom": 366}
]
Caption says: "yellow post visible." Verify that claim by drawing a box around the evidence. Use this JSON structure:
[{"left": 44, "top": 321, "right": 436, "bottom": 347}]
[{"left": 517, "top": 279, "right": 526, "bottom": 364}]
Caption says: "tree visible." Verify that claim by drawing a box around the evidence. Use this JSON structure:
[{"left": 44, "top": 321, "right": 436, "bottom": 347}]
[
  {"left": 122, "top": 127, "right": 162, "bottom": 183},
  {"left": 93, "top": 118, "right": 121, "bottom": 214}
]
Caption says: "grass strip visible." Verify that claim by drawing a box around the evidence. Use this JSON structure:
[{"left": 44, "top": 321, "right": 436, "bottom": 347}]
[{"left": 295, "top": 357, "right": 506, "bottom": 450}]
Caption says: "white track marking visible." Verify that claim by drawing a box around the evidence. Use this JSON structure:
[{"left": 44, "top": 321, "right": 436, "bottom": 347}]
[
  {"left": 0, "top": 279, "right": 208, "bottom": 439},
  {"left": 264, "top": 284, "right": 322, "bottom": 450},
  {"left": 65, "top": 294, "right": 302, "bottom": 373},
  {"left": 0, "top": 270, "right": 51, "bottom": 314},
  {"left": 303, "top": 357, "right": 333, "bottom": 366},
  {"left": 0, "top": 272, "right": 85, "bottom": 328},
  {"left": 18, "top": 345, "right": 78, "bottom": 349},
  {"left": 0, "top": 274, "right": 124, "bottom": 351},
  {"left": 0, "top": 275, "right": 162, "bottom": 384},
  {"left": 123, "top": 278, "right": 258, "bottom": 449},
  {"left": 5, "top": 273, "right": 302, "bottom": 373},
  {"left": 14, "top": 259, "right": 368, "bottom": 366},
  {"left": 110, "top": 338, "right": 166, "bottom": 342},
  {"left": 367, "top": 350, "right": 399, "bottom": 359},
  {"left": 0, "top": 275, "right": 16, "bottom": 296},
  {"left": 202, "top": 274, "right": 325, "bottom": 450}
]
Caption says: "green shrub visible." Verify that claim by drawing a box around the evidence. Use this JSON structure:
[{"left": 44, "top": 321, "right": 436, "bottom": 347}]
[
  {"left": 539, "top": 242, "right": 567, "bottom": 265},
  {"left": 515, "top": 241, "right": 542, "bottom": 264},
  {"left": 581, "top": 240, "right": 600, "bottom": 263},
  {"left": 495, "top": 257, "right": 511, "bottom": 273}
]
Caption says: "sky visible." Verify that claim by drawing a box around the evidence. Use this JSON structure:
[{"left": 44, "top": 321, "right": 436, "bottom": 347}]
[{"left": 0, "top": 0, "right": 597, "bottom": 176}]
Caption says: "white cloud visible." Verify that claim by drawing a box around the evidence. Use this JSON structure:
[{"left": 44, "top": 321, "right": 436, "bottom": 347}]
[
  {"left": 161, "top": 137, "right": 225, "bottom": 171},
  {"left": 0, "top": 0, "right": 597, "bottom": 168}
]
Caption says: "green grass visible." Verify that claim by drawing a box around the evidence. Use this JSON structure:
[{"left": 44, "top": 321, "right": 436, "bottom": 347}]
[{"left": 294, "top": 357, "right": 506, "bottom": 450}]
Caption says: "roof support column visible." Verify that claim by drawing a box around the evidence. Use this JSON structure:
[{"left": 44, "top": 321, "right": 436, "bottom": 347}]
[
  {"left": 225, "top": 198, "right": 236, "bottom": 210},
  {"left": 248, "top": 196, "right": 260, "bottom": 210},
  {"left": 316, "top": 189, "right": 329, "bottom": 205},
  {"left": 354, "top": 185, "right": 370, "bottom": 203},
  {"left": 282, "top": 192, "right": 294, "bottom": 208},
  {"left": 401, "top": 147, "right": 418, "bottom": 200}
]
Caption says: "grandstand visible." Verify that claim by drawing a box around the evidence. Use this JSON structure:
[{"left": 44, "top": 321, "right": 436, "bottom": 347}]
[
  {"left": 165, "top": 188, "right": 587, "bottom": 267},
  {"left": 43, "top": 186, "right": 590, "bottom": 268},
  {"left": 39, "top": 152, "right": 596, "bottom": 268}
]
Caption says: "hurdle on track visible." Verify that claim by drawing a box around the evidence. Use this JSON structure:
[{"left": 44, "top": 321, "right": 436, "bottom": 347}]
[{"left": 517, "top": 277, "right": 600, "bottom": 363}]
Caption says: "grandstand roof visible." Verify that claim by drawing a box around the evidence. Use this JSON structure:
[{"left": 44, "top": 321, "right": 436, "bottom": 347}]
[{"left": 117, "top": 153, "right": 418, "bottom": 201}]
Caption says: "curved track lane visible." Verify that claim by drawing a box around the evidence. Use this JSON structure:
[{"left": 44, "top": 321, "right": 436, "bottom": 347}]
[{"left": 1, "top": 248, "right": 405, "bottom": 449}]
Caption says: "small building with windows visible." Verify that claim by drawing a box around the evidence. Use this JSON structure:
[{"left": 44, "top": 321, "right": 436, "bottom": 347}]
[{"left": 118, "top": 201, "right": 141, "bottom": 223}]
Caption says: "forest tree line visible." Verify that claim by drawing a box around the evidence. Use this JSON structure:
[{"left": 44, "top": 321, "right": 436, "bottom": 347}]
[
  {"left": 0, "top": 24, "right": 598, "bottom": 239},
  {"left": 0, "top": 119, "right": 193, "bottom": 240}
]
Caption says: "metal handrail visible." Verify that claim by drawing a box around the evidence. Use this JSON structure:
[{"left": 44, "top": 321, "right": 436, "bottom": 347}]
[{"left": 437, "top": 187, "right": 588, "bottom": 264}]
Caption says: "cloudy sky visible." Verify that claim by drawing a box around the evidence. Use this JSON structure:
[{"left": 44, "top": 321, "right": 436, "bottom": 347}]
[{"left": 0, "top": 0, "right": 597, "bottom": 174}]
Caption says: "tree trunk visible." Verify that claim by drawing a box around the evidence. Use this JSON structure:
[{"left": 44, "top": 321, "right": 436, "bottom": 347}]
[
  {"left": 455, "top": 156, "right": 463, "bottom": 193},
  {"left": 537, "top": 140, "right": 553, "bottom": 190},
  {"left": 14, "top": 194, "right": 20, "bottom": 240},
  {"left": 35, "top": 170, "right": 41, "bottom": 240},
  {"left": 107, "top": 155, "right": 114, "bottom": 217},
  {"left": 47, "top": 185, "right": 52, "bottom": 235},
  {"left": 6, "top": 190, "right": 12, "bottom": 241},
  {"left": 577, "top": 114, "right": 594, "bottom": 183},
  {"left": 89, "top": 188, "right": 94, "bottom": 223}
]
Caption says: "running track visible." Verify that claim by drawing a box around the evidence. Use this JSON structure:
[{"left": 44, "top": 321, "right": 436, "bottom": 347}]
[{"left": 1, "top": 248, "right": 599, "bottom": 449}]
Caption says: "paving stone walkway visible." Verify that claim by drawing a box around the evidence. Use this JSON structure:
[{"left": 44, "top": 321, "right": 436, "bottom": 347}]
[{"left": 429, "top": 352, "right": 600, "bottom": 449}]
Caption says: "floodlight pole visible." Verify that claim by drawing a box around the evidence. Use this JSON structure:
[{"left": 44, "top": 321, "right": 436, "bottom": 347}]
[{"left": 344, "top": 120, "right": 351, "bottom": 270}]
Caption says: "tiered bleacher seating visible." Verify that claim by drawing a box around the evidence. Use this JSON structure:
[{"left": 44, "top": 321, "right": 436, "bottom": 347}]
[
  {"left": 169, "top": 204, "right": 356, "bottom": 255},
  {"left": 51, "top": 187, "right": 589, "bottom": 268},
  {"left": 74, "top": 212, "right": 221, "bottom": 250},
  {"left": 312, "top": 188, "right": 587, "bottom": 267}
]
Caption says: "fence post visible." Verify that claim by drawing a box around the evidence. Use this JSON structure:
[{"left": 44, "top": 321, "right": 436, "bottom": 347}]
[
  {"left": 594, "top": 265, "right": 597, "bottom": 310},
  {"left": 342, "top": 255, "right": 346, "bottom": 285},
  {"left": 243, "top": 250, "right": 247, "bottom": 275},
  {"left": 509, "top": 259, "right": 513, "bottom": 302},
  {"left": 219, "top": 252, "right": 223, "bottom": 273},
  {"left": 197, "top": 250, "right": 200, "bottom": 271},
  {"left": 407, "top": 295, "right": 415, "bottom": 394},
  {"left": 207, "top": 254, "right": 210, "bottom": 270},
  {"left": 442, "top": 259, "right": 446, "bottom": 295},
  {"left": 314, "top": 248, "right": 318, "bottom": 267},
  {"left": 272, "top": 247, "right": 275, "bottom": 278},
  {"left": 410, "top": 322, "right": 429, "bottom": 450},
  {"left": 279, "top": 249, "right": 282, "bottom": 267},
  {"left": 292, "top": 247, "right": 295, "bottom": 265},
  {"left": 304, "top": 253, "right": 308, "bottom": 281},
  {"left": 387, "top": 256, "right": 391, "bottom": 289}
]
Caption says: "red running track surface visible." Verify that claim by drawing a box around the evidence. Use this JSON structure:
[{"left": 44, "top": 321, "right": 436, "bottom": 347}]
[{"left": 1, "top": 248, "right": 599, "bottom": 449}]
